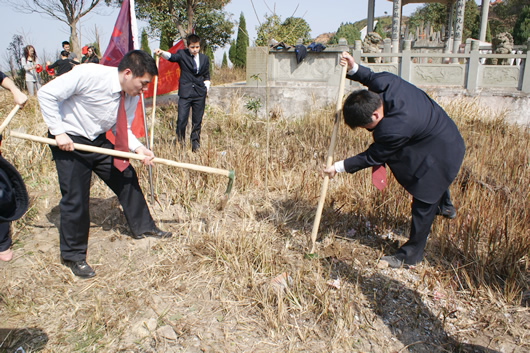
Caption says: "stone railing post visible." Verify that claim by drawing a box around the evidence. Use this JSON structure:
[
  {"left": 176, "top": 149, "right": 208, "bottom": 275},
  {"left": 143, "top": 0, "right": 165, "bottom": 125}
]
[
  {"left": 353, "top": 40, "right": 362, "bottom": 64},
  {"left": 466, "top": 39, "right": 480, "bottom": 93},
  {"left": 383, "top": 38, "right": 392, "bottom": 63},
  {"left": 401, "top": 40, "right": 412, "bottom": 81},
  {"left": 521, "top": 38, "right": 530, "bottom": 93}
]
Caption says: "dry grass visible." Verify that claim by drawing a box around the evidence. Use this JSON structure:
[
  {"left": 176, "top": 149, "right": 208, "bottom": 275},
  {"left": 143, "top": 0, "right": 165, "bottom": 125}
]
[
  {"left": 211, "top": 66, "right": 246, "bottom": 86},
  {"left": 0, "top": 90, "right": 528, "bottom": 352}
]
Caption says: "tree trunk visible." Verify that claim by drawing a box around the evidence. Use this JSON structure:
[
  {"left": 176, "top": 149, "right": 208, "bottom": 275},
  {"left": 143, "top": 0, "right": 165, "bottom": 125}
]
[{"left": 69, "top": 19, "right": 81, "bottom": 59}]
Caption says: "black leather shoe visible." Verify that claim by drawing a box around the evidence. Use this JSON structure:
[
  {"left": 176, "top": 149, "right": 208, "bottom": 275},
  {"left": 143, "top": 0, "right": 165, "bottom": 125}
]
[
  {"left": 131, "top": 227, "right": 172, "bottom": 240},
  {"left": 61, "top": 258, "right": 96, "bottom": 278},
  {"left": 437, "top": 205, "right": 456, "bottom": 219},
  {"left": 380, "top": 255, "right": 406, "bottom": 269}
]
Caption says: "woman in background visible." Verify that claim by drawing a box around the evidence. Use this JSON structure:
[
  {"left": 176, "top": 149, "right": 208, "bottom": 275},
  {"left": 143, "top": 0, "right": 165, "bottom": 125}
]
[
  {"left": 21, "top": 45, "right": 41, "bottom": 96},
  {"left": 81, "top": 46, "right": 99, "bottom": 64}
]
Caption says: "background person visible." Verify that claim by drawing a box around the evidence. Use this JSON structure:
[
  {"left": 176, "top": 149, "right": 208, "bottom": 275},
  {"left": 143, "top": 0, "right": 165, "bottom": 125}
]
[
  {"left": 0, "top": 72, "right": 28, "bottom": 262},
  {"left": 324, "top": 51, "right": 465, "bottom": 268},
  {"left": 81, "top": 46, "right": 100, "bottom": 64},
  {"left": 61, "top": 41, "right": 78, "bottom": 62},
  {"left": 154, "top": 34, "right": 210, "bottom": 152},
  {"left": 47, "top": 50, "right": 79, "bottom": 76},
  {"left": 21, "top": 45, "right": 41, "bottom": 96},
  {"left": 37, "top": 50, "right": 171, "bottom": 278}
]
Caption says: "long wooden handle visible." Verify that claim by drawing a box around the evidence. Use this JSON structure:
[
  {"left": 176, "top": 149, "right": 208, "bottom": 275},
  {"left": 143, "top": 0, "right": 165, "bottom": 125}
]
[
  {"left": 309, "top": 64, "right": 348, "bottom": 254},
  {"left": 0, "top": 105, "right": 21, "bottom": 135},
  {"left": 9, "top": 131, "right": 232, "bottom": 178},
  {"left": 149, "top": 55, "right": 160, "bottom": 149}
]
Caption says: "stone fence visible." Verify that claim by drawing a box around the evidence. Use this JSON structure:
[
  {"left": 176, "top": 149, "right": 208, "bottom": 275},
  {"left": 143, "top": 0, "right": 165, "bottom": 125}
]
[{"left": 207, "top": 38, "right": 529, "bottom": 123}]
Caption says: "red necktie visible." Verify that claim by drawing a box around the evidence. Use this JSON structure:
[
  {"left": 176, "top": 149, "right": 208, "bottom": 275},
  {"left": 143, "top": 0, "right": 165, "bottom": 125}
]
[
  {"left": 113, "top": 92, "right": 129, "bottom": 172},
  {"left": 372, "top": 165, "right": 386, "bottom": 191}
]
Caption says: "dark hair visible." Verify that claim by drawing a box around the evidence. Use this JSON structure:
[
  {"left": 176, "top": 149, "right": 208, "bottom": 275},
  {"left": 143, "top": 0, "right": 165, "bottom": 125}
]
[
  {"left": 60, "top": 50, "right": 69, "bottom": 58},
  {"left": 118, "top": 50, "right": 158, "bottom": 77},
  {"left": 342, "top": 89, "right": 382, "bottom": 128},
  {"left": 23, "top": 45, "right": 37, "bottom": 60},
  {"left": 186, "top": 34, "right": 201, "bottom": 45},
  {"left": 88, "top": 46, "right": 97, "bottom": 56},
  {"left": 62, "top": 41, "right": 70, "bottom": 47}
]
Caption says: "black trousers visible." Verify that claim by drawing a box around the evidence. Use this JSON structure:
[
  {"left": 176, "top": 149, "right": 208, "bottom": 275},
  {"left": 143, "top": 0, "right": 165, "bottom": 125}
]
[
  {"left": 396, "top": 189, "right": 453, "bottom": 265},
  {"left": 0, "top": 222, "right": 10, "bottom": 252},
  {"left": 50, "top": 133, "right": 155, "bottom": 262},
  {"left": 177, "top": 96, "right": 206, "bottom": 148}
]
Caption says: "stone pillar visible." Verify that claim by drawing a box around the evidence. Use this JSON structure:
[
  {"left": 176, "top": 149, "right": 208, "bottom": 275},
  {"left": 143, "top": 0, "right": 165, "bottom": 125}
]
[
  {"left": 400, "top": 40, "right": 412, "bottom": 81},
  {"left": 391, "top": 0, "right": 402, "bottom": 64},
  {"left": 452, "top": 0, "right": 466, "bottom": 63},
  {"left": 466, "top": 40, "right": 480, "bottom": 93},
  {"left": 353, "top": 40, "right": 362, "bottom": 64},
  {"left": 521, "top": 39, "right": 530, "bottom": 93},
  {"left": 367, "top": 0, "right": 375, "bottom": 34},
  {"left": 479, "top": 0, "right": 490, "bottom": 43},
  {"left": 444, "top": 2, "right": 454, "bottom": 53}
]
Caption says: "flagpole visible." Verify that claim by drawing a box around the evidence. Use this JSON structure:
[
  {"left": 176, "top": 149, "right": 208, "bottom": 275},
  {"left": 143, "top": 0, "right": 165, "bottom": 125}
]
[{"left": 141, "top": 93, "right": 155, "bottom": 205}]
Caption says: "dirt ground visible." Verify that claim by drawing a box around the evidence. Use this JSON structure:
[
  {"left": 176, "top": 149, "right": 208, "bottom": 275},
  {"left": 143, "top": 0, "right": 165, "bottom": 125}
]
[{"left": 1, "top": 184, "right": 528, "bottom": 352}]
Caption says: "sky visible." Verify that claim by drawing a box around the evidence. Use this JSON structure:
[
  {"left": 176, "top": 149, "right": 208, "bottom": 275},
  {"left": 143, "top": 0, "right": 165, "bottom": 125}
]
[{"left": 0, "top": 0, "right": 428, "bottom": 70}]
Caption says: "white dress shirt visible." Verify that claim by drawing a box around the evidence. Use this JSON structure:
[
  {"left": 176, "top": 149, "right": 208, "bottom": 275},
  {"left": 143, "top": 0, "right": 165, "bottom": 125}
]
[{"left": 38, "top": 63, "right": 143, "bottom": 152}]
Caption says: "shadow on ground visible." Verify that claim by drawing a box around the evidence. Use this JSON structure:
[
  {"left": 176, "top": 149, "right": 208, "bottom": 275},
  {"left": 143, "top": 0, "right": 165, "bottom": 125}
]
[{"left": 0, "top": 328, "right": 48, "bottom": 352}]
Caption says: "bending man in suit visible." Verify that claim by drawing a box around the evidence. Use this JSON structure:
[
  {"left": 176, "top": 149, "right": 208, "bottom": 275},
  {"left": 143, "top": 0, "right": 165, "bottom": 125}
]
[
  {"left": 324, "top": 52, "right": 465, "bottom": 268},
  {"left": 38, "top": 50, "right": 172, "bottom": 279},
  {"left": 155, "top": 34, "right": 211, "bottom": 152}
]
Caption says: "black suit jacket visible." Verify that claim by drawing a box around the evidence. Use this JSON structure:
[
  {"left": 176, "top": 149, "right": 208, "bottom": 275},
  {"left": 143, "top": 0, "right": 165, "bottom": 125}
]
[
  {"left": 343, "top": 65, "right": 465, "bottom": 204},
  {"left": 167, "top": 49, "right": 210, "bottom": 98}
]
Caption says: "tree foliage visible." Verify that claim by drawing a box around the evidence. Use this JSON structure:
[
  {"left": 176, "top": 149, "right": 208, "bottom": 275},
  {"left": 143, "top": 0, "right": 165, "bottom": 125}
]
[
  {"left": 7, "top": 0, "right": 102, "bottom": 58},
  {"left": 133, "top": 0, "right": 233, "bottom": 51},
  {"left": 140, "top": 28, "right": 151, "bottom": 55},
  {"left": 7, "top": 35, "right": 25, "bottom": 89},
  {"left": 221, "top": 51, "right": 228, "bottom": 68},
  {"left": 329, "top": 22, "right": 361, "bottom": 45},
  {"left": 406, "top": 0, "right": 528, "bottom": 42},
  {"left": 228, "top": 38, "right": 236, "bottom": 65},
  {"left": 512, "top": 5, "right": 530, "bottom": 44},
  {"left": 255, "top": 15, "right": 311, "bottom": 46},
  {"left": 233, "top": 12, "right": 248, "bottom": 68}
]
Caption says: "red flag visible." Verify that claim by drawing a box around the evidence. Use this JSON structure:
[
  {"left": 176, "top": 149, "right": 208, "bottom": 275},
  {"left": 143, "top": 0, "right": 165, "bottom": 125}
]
[
  {"left": 100, "top": 0, "right": 145, "bottom": 140},
  {"left": 143, "top": 40, "right": 185, "bottom": 98}
]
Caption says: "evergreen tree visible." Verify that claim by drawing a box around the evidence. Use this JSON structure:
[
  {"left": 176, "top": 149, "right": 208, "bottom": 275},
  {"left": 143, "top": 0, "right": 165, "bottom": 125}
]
[
  {"left": 203, "top": 44, "right": 214, "bottom": 73},
  {"left": 222, "top": 52, "right": 228, "bottom": 68},
  {"left": 513, "top": 5, "right": 530, "bottom": 45},
  {"left": 228, "top": 39, "right": 236, "bottom": 65},
  {"left": 329, "top": 23, "right": 361, "bottom": 45},
  {"left": 159, "top": 28, "right": 173, "bottom": 51},
  {"left": 141, "top": 28, "right": 151, "bottom": 55},
  {"left": 234, "top": 12, "right": 249, "bottom": 68}
]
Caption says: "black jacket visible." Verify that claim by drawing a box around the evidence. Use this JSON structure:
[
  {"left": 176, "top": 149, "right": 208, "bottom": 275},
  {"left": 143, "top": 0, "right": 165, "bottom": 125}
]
[
  {"left": 344, "top": 65, "right": 465, "bottom": 204},
  {"left": 167, "top": 49, "right": 210, "bottom": 98},
  {"left": 48, "top": 59, "right": 78, "bottom": 76}
]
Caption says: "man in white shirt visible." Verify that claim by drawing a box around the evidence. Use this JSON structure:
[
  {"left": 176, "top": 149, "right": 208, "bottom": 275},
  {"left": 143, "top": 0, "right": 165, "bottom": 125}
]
[{"left": 38, "top": 50, "right": 172, "bottom": 278}]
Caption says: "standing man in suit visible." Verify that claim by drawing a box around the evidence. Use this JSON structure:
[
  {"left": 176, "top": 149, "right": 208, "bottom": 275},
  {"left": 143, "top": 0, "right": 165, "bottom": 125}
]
[
  {"left": 38, "top": 50, "right": 172, "bottom": 279},
  {"left": 324, "top": 52, "right": 465, "bottom": 268},
  {"left": 155, "top": 34, "right": 210, "bottom": 152}
]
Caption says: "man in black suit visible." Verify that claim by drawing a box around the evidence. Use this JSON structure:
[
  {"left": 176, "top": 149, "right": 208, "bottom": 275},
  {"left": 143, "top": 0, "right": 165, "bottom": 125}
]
[
  {"left": 155, "top": 34, "right": 211, "bottom": 152},
  {"left": 324, "top": 52, "right": 465, "bottom": 268}
]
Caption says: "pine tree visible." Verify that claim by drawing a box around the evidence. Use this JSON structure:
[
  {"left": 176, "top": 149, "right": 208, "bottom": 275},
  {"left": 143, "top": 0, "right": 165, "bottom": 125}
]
[
  {"left": 228, "top": 39, "right": 236, "bottom": 66},
  {"left": 141, "top": 29, "right": 151, "bottom": 55},
  {"left": 203, "top": 44, "right": 214, "bottom": 73},
  {"left": 222, "top": 52, "right": 228, "bottom": 68},
  {"left": 234, "top": 12, "right": 249, "bottom": 68}
]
